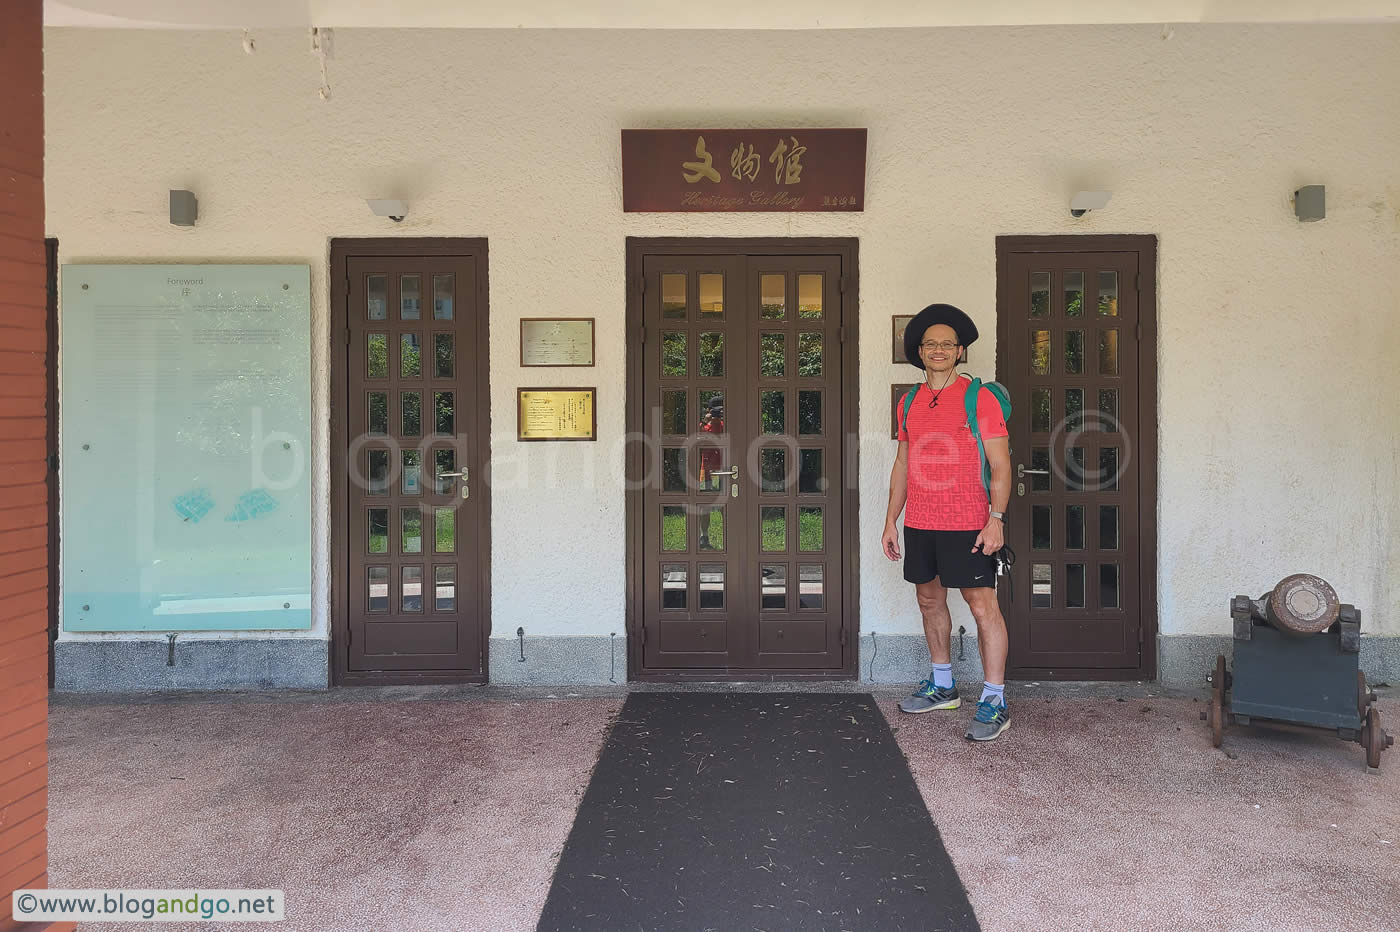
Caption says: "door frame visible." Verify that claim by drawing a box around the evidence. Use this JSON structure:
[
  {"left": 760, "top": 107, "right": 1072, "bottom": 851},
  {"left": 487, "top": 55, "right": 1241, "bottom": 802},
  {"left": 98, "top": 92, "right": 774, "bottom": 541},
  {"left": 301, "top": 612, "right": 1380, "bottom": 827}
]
[
  {"left": 625, "top": 237, "right": 860, "bottom": 681},
  {"left": 329, "top": 237, "right": 492, "bottom": 686},
  {"left": 995, "top": 234, "right": 1159, "bottom": 681},
  {"left": 46, "top": 238, "right": 58, "bottom": 689}
]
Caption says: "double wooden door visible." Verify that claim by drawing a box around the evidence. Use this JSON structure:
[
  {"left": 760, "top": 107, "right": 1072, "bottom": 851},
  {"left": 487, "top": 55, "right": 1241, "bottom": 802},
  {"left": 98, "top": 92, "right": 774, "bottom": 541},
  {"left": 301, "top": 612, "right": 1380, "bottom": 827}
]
[{"left": 632, "top": 247, "right": 852, "bottom": 676}]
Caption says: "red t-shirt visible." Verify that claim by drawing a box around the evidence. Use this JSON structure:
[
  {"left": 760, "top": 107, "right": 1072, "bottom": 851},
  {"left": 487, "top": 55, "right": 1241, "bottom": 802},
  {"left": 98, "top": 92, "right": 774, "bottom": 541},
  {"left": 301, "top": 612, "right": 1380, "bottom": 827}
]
[{"left": 896, "top": 377, "right": 1008, "bottom": 531}]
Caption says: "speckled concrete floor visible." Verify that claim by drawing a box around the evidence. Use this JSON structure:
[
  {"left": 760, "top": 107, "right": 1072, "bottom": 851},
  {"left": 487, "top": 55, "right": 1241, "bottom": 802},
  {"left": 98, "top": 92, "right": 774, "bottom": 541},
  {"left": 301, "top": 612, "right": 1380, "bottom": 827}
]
[{"left": 47, "top": 685, "right": 1397, "bottom": 932}]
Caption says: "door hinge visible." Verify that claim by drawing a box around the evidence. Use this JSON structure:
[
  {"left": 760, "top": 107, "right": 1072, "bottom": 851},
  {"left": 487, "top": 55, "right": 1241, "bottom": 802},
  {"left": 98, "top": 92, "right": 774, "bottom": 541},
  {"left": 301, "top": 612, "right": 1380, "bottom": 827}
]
[
  {"left": 347, "top": 625, "right": 353, "bottom": 646},
  {"left": 1135, "top": 272, "right": 1141, "bottom": 292},
  {"left": 639, "top": 324, "right": 646, "bottom": 344},
  {"left": 639, "top": 275, "right": 647, "bottom": 295},
  {"left": 639, "top": 625, "right": 647, "bottom": 646},
  {"left": 1135, "top": 322, "right": 1142, "bottom": 341},
  {"left": 839, "top": 626, "right": 847, "bottom": 646},
  {"left": 345, "top": 327, "right": 351, "bottom": 346},
  {"left": 838, "top": 325, "right": 845, "bottom": 343},
  {"left": 839, "top": 276, "right": 847, "bottom": 294}
]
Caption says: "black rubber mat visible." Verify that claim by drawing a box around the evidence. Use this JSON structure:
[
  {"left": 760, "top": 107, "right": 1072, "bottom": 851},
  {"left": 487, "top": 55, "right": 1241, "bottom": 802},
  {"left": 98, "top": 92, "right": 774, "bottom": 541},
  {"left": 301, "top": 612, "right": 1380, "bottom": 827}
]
[{"left": 537, "top": 692, "right": 979, "bottom": 932}]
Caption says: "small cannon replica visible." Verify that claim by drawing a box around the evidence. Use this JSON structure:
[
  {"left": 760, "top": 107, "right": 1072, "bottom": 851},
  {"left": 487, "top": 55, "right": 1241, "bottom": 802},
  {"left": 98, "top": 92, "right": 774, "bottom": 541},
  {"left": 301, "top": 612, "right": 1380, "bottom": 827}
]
[{"left": 1204, "top": 574, "right": 1392, "bottom": 770}]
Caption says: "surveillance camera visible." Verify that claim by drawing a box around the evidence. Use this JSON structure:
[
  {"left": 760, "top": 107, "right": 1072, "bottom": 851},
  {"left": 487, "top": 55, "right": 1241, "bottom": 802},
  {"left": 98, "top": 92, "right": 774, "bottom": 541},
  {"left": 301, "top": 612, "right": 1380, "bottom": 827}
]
[{"left": 366, "top": 199, "right": 409, "bottom": 223}]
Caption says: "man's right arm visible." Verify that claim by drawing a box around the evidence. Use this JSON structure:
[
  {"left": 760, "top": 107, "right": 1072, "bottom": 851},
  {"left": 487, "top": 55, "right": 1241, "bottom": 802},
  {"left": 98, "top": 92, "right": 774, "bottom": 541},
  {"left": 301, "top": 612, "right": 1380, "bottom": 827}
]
[{"left": 882, "top": 441, "right": 910, "bottom": 561}]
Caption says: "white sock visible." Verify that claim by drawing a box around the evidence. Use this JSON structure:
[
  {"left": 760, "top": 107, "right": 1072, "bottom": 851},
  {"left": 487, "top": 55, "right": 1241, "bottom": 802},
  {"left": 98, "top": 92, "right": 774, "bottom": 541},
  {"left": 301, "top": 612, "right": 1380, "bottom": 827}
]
[
  {"left": 980, "top": 682, "right": 1006, "bottom": 706},
  {"left": 931, "top": 663, "right": 953, "bottom": 689}
]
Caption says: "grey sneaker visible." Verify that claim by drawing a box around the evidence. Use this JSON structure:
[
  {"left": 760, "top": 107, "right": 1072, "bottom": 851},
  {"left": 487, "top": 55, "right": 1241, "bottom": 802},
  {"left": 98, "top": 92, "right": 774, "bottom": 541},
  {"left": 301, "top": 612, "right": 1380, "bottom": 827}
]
[
  {"left": 898, "top": 679, "right": 961, "bottom": 713},
  {"left": 964, "top": 699, "right": 1011, "bottom": 741}
]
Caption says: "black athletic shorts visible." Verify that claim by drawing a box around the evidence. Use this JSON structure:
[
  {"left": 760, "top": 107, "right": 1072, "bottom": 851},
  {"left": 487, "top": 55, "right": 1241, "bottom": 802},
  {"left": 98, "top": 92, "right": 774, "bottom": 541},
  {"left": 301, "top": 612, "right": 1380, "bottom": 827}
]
[{"left": 902, "top": 526, "right": 997, "bottom": 589}]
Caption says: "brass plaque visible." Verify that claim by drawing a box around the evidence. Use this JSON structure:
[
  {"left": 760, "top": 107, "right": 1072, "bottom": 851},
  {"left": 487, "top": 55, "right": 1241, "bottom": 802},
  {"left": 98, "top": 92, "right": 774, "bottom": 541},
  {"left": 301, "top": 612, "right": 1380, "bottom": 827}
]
[
  {"left": 517, "top": 388, "right": 596, "bottom": 441},
  {"left": 520, "top": 318, "right": 595, "bottom": 367}
]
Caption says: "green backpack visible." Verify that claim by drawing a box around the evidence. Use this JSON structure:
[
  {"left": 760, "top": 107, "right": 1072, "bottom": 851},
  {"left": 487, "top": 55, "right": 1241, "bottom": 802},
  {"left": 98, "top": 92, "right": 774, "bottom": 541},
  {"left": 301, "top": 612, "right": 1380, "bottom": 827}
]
[{"left": 899, "top": 376, "right": 1012, "bottom": 500}]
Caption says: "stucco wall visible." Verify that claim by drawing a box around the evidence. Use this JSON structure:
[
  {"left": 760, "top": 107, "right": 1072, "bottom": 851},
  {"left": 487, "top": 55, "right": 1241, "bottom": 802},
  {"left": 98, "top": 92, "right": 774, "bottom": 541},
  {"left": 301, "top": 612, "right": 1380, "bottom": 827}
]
[{"left": 44, "top": 24, "right": 1400, "bottom": 658}]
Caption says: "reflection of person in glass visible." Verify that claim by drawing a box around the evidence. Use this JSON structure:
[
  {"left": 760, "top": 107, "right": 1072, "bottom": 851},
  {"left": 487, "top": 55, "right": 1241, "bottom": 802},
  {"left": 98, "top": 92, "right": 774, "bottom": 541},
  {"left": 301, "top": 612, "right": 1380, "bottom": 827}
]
[{"left": 698, "top": 395, "right": 724, "bottom": 550}]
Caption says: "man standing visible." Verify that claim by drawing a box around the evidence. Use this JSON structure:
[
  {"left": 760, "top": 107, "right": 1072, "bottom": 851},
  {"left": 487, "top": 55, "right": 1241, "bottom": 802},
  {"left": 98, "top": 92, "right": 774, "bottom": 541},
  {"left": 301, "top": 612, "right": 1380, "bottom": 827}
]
[{"left": 882, "top": 304, "right": 1014, "bottom": 741}]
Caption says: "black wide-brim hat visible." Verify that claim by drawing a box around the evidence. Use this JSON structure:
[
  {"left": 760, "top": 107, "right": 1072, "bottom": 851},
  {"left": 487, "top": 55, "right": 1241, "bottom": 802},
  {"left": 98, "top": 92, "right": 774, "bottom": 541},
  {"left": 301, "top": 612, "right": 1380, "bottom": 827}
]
[{"left": 904, "top": 303, "right": 979, "bottom": 369}]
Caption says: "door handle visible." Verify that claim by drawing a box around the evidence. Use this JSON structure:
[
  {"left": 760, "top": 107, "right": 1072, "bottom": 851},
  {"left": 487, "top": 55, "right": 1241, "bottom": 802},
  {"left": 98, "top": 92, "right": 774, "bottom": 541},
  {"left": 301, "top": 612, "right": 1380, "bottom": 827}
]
[
  {"left": 708, "top": 467, "right": 739, "bottom": 479},
  {"left": 437, "top": 468, "right": 469, "bottom": 499},
  {"left": 1017, "top": 464, "right": 1050, "bottom": 478}
]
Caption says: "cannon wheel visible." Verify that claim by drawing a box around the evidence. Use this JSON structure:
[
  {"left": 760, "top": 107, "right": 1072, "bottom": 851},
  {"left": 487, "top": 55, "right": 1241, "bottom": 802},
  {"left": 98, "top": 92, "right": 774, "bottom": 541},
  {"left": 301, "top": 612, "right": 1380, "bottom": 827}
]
[
  {"left": 1358, "top": 671, "right": 1371, "bottom": 721},
  {"left": 1210, "top": 654, "right": 1227, "bottom": 748},
  {"left": 1362, "top": 707, "right": 1387, "bottom": 770}
]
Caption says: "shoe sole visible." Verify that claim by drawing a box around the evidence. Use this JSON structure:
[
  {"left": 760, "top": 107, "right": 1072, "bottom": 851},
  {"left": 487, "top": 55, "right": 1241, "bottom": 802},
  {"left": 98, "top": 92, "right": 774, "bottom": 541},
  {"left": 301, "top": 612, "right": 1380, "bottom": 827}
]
[
  {"left": 965, "top": 719, "right": 1011, "bottom": 741},
  {"left": 900, "top": 698, "right": 962, "bottom": 713}
]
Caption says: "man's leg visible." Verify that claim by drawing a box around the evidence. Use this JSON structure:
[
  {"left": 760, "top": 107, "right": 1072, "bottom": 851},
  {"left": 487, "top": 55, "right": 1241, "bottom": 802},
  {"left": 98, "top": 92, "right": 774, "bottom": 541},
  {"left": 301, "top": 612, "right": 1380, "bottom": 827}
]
[
  {"left": 961, "top": 586, "right": 1011, "bottom": 740},
  {"left": 898, "top": 579, "right": 961, "bottom": 713}
]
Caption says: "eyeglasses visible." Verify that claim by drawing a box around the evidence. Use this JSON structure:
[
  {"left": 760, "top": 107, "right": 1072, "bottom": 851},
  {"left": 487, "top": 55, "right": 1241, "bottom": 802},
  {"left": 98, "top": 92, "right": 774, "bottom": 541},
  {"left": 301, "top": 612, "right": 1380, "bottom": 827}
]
[{"left": 920, "top": 341, "right": 959, "bottom": 352}]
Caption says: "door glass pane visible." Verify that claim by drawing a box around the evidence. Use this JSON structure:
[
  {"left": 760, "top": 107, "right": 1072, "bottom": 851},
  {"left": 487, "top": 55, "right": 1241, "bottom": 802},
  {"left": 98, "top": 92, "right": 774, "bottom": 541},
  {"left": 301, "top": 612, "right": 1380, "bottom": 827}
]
[
  {"left": 367, "top": 333, "right": 388, "bottom": 378},
  {"left": 760, "top": 449, "right": 786, "bottom": 493},
  {"left": 402, "top": 566, "right": 423, "bottom": 612},
  {"left": 662, "top": 448, "right": 687, "bottom": 492},
  {"left": 434, "top": 334, "right": 454, "bottom": 378},
  {"left": 1032, "top": 564, "right": 1052, "bottom": 608},
  {"left": 798, "top": 274, "right": 823, "bottom": 319},
  {"left": 368, "top": 566, "right": 389, "bottom": 612},
  {"left": 1067, "top": 564, "right": 1086, "bottom": 608},
  {"left": 798, "top": 391, "right": 821, "bottom": 435},
  {"left": 760, "top": 274, "right": 786, "bottom": 320},
  {"left": 1030, "top": 272, "right": 1050, "bottom": 318},
  {"left": 435, "top": 566, "right": 456, "bottom": 611},
  {"left": 797, "top": 332, "right": 823, "bottom": 377},
  {"left": 435, "top": 507, "right": 455, "bottom": 553},
  {"left": 368, "top": 449, "right": 389, "bottom": 495},
  {"left": 1100, "top": 564, "right": 1120, "bottom": 609},
  {"left": 1065, "top": 330, "right": 1084, "bottom": 375},
  {"left": 1032, "top": 505, "right": 1051, "bottom": 550},
  {"left": 401, "top": 274, "right": 421, "bottom": 319},
  {"left": 401, "top": 392, "right": 421, "bottom": 436},
  {"left": 1030, "top": 447, "right": 1051, "bottom": 492},
  {"left": 1065, "top": 388, "right": 1083, "bottom": 431},
  {"left": 432, "top": 274, "right": 454, "bottom": 320},
  {"left": 661, "top": 506, "right": 686, "bottom": 551},
  {"left": 698, "top": 505, "right": 724, "bottom": 551},
  {"left": 1031, "top": 389, "right": 1051, "bottom": 433},
  {"left": 699, "top": 332, "right": 724, "bottom": 377},
  {"left": 1100, "top": 447, "right": 1120, "bottom": 491},
  {"left": 1031, "top": 330, "right": 1050, "bottom": 375},
  {"left": 799, "top": 506, "right": 823, "bottom": 551},
  {"left": 662, "top": 390, "right": 687, "bottom": 435},
  {"left": 1099, "top": 389, "right": 1119, "bottom": 431},
  {"left": 402, "top": 508, "right": 422, "bottom": 554},
  {"left": 402, "top": 450, "right": 421, "bottom": 495},
  {"left": 434, "top": 450, "right": 455, "bottom": 493},
  {"left": 799, "top": 449, "right": 826, "bottom": 493},
  {"left": 368, "top": 392, "right": 388, "bottom": 435},
  {"left": 760, "top": 390, "right": 785, "bottom": 434},
  {"left": 401, "top": 334, "right": 422, "bottom": 378},
  {"left": 1099, "top": 330, "right": 1120, "bottom": 376},
  {"left": 1066, "top": 504, "right": 1085, "bottom": 549},
  {"left": 367, "top": 274, "right": 387, "bottom": 320},
  {"left": 761, "top": 506, "right": 786, "bottom": 552},
  {"left": 760, "top": 333, "right": 785, "bottom": 377},
  {"left": 662, "top": 273, "right": 687, "bottom": 320},
  {"left": 699, "top": 273, "right": 724, "bottom": 319},
  {"left": 435, "top": 392, "right": 455, "bottom": 435},
  {"left": 1098, "top": 271, "right": 1119, "bottom": 316},
  {"left": 1100, "top": 505, "right": 1119, "bottom": 550},
  {"left": 1065, "top": 271, "right": 1084, "bottom": 317},
  {"left": 662, "top": 332, "right": 686, "bottom": 377},
  {"left": 368, "top": 509, "right": 388, "bottom": 554},
  {"left": 698, "top": 563, "right": 725, "bottom": 609},
  {"left": 799, "top": 564, "right": 824, "bottom": 608},
  {"left": 761, "top": 564, "right": 786, "bottom": 609},
  {"left": 699, "top": 388, "right": 724, "bottom": 419},
  {"left": 662, "top": 564, "right": 688, "bottom": 609},
  {"left": 1066, "top": 446, "right": 1087, "bottom": 491}
]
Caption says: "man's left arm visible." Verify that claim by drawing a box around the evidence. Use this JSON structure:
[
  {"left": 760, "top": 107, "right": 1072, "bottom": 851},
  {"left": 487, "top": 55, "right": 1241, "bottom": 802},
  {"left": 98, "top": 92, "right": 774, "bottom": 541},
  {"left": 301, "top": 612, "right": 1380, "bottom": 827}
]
[{"left": 974, "top": 435, "right": 1011, "bottom": 554}]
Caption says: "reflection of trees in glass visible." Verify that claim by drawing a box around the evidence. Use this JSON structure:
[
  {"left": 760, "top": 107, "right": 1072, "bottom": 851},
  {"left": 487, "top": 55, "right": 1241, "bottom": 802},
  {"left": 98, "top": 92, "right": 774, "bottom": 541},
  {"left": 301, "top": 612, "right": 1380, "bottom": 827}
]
[
  {"left": 760, "top": 333, "right": 784, "bottom": 377},
  {"left": 434, "top": 334, "right": 454, "bottom": 377},
  {"left": 662, "top": 449, "right": 686, "bottom": 492},
  {"left": 760, "top": 449, "right": 786, "bottom": 492},
  {"left": 402, "top": 337, "right": 422, "bottom": 377},
  {"left": 797, "top": 333, "right": 822, "bottom": 377},
  {"left": 435, "top": 392, "right": 454, "bottom": 435},
  {"left": 1030, "top": 285, "right": 1049, "bottom": 318},
  {"left": 369, "top": 392, "right": 388, "bottom": 433},
  {"left": 1032, "top": 389, "right": 1051, "bottom": 433},
  {"left": 436, "top": 509, "right": 454, "bottom": 552},
  {"left": 759, "top": 510, "right": 823, "bottom": 552},
  {"left": 761, "top": 510, "right": 785, "bottom": 550},
  {"left": 761, "top": 301, "right": 785, "bottom": 320},
  {"left": 699, "top": 332, "right": 724, "bottom": 377},
  {"left": 662, "top": 509, "right": 686, "bottom": 550},
  {"left": 1065, "top": 292, "right": 1084, "bottom": 317},
  {"left": 662, "top": 333, "right": 686, "bottom": 376},
  {"left": 760, "top": 391, "right": 785, "bottom": 434},
  {"left": 798, "top": 507, "right": 823, "bottom": 550},
  {"left": 1032, "top": 331, "right": 1050, "bottom": 375},
  {"left": 368, "top": 335, "right": 388, "bottom": 378}
]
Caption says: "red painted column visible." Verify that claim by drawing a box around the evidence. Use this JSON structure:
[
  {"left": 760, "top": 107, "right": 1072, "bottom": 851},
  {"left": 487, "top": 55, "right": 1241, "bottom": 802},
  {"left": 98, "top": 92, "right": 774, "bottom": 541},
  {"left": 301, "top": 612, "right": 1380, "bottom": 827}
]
[{"left": 0, "top": 3, "right": 67, "bottom": 930}]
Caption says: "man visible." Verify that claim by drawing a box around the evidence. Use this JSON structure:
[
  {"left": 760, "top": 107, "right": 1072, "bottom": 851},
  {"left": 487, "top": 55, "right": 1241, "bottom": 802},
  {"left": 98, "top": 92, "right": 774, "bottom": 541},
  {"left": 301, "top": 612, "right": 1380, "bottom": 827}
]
[{"left": 881, "top": 303, "right": 1013, "bottom": 741}]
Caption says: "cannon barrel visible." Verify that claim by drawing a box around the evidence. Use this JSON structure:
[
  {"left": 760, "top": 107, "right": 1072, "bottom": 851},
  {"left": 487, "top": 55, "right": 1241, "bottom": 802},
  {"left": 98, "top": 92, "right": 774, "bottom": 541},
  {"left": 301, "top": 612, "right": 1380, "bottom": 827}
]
[{"left": 1246, "top": 574, "right": 1340, "bottom": 636}]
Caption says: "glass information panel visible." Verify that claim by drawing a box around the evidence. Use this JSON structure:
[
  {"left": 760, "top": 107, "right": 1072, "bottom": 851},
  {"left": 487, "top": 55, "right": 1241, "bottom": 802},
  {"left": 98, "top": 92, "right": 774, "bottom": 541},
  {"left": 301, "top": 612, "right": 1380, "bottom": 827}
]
[{"left": 61, "top": 265, "right": 312, "bottom": 631}]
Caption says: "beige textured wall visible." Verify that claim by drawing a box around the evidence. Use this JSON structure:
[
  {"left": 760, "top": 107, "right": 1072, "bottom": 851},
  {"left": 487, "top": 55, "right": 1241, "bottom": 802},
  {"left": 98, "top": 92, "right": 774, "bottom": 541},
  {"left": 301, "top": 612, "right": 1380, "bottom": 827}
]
[{"left": 44, "top": 24, "right": 1400, "bottom": 647}]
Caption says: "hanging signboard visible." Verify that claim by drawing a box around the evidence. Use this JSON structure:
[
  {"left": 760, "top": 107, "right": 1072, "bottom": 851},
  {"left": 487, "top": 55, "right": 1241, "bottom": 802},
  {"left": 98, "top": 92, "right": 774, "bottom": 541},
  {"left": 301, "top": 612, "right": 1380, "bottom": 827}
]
[{"left": 622, "top": 128, "right": 866, "bottom": 212}]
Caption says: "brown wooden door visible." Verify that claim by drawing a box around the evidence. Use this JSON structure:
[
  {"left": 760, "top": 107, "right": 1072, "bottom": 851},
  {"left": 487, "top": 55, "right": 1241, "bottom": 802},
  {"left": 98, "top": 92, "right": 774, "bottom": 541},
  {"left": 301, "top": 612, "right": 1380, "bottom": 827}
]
[
  {"left": 343, "top": 254, "right": 485, "bottom": 677},
  {"left": 998, "top": 240, "right": 1156, "bottom": 677},
  {"left": 637, "top": 252, "right": 846, "bottom": 674}
]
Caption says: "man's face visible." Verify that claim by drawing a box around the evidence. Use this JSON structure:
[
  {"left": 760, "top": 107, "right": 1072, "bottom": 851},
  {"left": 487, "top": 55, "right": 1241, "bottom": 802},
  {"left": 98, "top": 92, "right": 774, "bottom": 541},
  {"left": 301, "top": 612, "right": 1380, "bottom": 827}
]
[{"left": 919, "top": 323, "right": 960, "bottom": 373}]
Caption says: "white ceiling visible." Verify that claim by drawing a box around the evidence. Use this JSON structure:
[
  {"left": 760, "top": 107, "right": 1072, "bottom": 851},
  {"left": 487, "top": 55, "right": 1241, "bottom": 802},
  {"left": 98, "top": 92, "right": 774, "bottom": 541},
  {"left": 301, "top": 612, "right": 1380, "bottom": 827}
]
[{"left": 43, "top": 0, "right": 1400, "bottom": 29}]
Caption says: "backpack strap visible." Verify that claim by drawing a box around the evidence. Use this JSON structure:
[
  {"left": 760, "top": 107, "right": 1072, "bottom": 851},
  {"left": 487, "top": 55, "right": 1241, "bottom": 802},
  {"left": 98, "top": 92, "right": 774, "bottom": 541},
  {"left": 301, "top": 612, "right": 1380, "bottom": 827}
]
[
  {"left": 963, "top": 377, "right": 992, "bottom": 501},
  {"left": 898, "top": 385, "right": 919, "bottom": 438}
]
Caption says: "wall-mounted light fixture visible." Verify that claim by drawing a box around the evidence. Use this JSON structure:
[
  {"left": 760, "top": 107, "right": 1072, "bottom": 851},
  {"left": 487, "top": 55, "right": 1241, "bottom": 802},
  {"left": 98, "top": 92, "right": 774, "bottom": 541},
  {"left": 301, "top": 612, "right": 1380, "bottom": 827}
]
[
  {"left": 1294, "top": 185, "right": 1325, "bottom": 222},
  {"left": 169, "top": 190, "right": 198, "bottom": 226},
  {"left": 366, "top": 198, "right": 409, "bottom": 223},
  {"left": 1070, "top": 191, "right": 1112, "bottom": 218}
]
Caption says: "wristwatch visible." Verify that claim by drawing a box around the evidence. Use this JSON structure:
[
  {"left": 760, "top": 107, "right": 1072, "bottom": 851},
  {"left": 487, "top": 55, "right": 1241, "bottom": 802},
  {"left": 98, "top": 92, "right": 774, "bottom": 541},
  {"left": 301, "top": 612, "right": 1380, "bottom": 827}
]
[{"left": 988, "top": 510, "right": 1006, "bottom": 522}]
